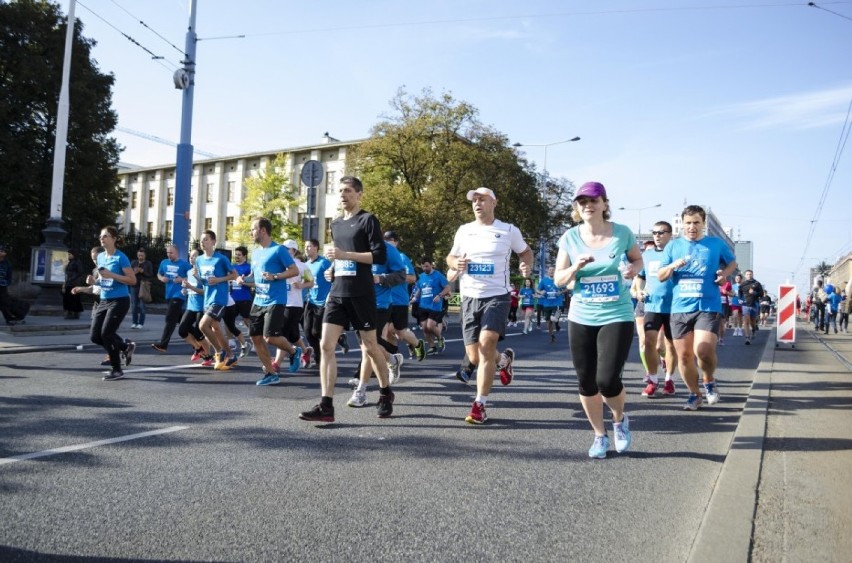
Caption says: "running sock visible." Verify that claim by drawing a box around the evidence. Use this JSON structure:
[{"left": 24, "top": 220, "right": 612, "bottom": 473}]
[
  {"left": 320, "top": 396, "right": 333, "bottom": 408},
  {"left": 356, "top": 382, "right": 367, "bottom": 392},
  {"left": 665, "top": 374, "right": 673, "bottom": 382},
  {"left": 475, "top": 395, "right": 487, "bottom": 405},
  {"left": 379, "top": 386, "right": 392, "bottom": 396},
  {"left": 648, "top": 374, "right": 659, "bottom": 384}
]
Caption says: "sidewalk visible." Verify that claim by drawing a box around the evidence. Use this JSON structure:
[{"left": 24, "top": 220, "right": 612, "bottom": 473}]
[{"left": 691, "top": 320, "right": 852, "bottom": 562}]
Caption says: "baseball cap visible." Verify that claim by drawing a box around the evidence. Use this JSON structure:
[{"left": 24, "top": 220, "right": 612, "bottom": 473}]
[
  {"left": 573, "top": 181, "right": 607, "bottom": 200},
  {"left": 383, "top": 230, "right": 399, "bottom": 241},
  {"left": 466, "top": 187, "right": 496, "bottom": 201},
  {"left": 282, "top": 239, "right": 299, "bottom": 250}
]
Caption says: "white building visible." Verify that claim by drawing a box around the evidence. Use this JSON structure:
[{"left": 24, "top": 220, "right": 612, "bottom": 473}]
[{"left": 117, "top": 136, "right": 364, "bottom": 248}]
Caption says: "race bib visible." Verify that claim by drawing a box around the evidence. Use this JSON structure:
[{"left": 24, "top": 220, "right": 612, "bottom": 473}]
[
  {"left": 99, "top": 278, "right": 114, "bottom": 288},
  {"left": 466, "top": 262, "right": 494, "bottom": 277},
  {"left": 546, "top": 291, "right": 559, "bottom": 300},
  {"left": 680, "top": 278, "right": 703, "bottom": 298},
  {"left": 165, "top": 265, "right": 179, "bottom": 280},
  {"left": 579, "top": 275, "right": 619, "bottom": 303},
  {"left": 335, "top": 259, "right": 357, "bottom": 276}
]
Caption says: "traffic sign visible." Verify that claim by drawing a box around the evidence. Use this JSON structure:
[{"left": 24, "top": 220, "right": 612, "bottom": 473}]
[{"left": 300, "top": 160, "right": 323, "bottom": 188}]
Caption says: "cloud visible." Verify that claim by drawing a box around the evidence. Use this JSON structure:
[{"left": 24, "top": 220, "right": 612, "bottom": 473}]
[{"left": 707, "top": 84, "right": 852, "bottom": 130}]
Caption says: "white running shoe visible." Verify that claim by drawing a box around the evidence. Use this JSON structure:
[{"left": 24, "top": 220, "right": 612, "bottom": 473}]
[
  {"left": 347, "top": 388, "right": 367, "bottom": 407},
  {"left": 387, "top": 353, "right": 404, "bottom": 385}
]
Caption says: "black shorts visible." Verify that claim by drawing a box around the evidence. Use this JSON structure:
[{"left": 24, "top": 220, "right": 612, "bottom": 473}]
[
  {"left": 234, "top": 299, "right": 252, "bottom": 319},
  {"left": 324, "top": 296, "right": 377, "bottom": 331},
  {"left": 633, "top": 300, "right": 646, "bottom": 319},
  {"left": 417, "top": 308, "right": 445, "bottom": 324},
  {"left": 204, "top": 303, "right": 227, "bottom": 321},
  {"left": 283, "top": 306, "right": 303, "bottom": 343},
  {"left": 249, "top": 303, "right": 287, "bottom": 338},
  {"left": 643, "top": 311, "right": 673, "bottom": 340},
  {"left": 389, "top": 305, "right": 409, "bottom": 331},
  {"left": 671, "top": 311, "right": 721, "bottom": 339},
  {"left": 722, "top": 303, "right": 732, "bottom": 319}
]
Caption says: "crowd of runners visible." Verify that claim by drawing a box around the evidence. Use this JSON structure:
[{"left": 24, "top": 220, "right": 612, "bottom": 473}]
[{"left": 71, "top": 176, "right": 850, "bottom": 459}]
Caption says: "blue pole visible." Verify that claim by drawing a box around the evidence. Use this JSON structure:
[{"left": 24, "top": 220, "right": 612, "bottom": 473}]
[{"left": 172, "top": 0, "right": 197, "bottom": 255}]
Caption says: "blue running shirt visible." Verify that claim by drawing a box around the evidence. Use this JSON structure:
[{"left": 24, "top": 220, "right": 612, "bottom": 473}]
[
  {"left": 250, "top": 243, "right": 295, "bottom": 307},
  {"left": 661, "top": 236, "right": 736, "bottom": 313}
]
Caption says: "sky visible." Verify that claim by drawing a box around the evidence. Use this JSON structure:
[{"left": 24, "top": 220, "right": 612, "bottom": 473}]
[{"left": 55, "top": 0, "right": 852, "bottom": 293}]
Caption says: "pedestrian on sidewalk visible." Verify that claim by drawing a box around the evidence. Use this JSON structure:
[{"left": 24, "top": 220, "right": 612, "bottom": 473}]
[
  {"left": 0, "top": 243, "right": 18, "bottom": 325},
  {"left": 62, "top": 249, "right": 85, "bottom": 319},
  {"left": 129, "top": 248, "right": 153, "bottom": 329}
]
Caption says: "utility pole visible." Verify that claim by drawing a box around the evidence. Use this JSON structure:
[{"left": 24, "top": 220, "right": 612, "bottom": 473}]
[{"left": 171, "top": 0, "right": 198, "bottom": 255}]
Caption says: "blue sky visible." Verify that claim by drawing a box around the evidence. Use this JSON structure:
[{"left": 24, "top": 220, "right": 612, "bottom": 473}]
[{"left": 59, "top": 0, "right": 852, "bottom": 292}]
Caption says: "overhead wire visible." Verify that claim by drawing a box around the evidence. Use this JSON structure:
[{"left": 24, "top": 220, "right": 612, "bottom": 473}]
[
  {"left": 108, "top": 0, "right": 188, "bottom": 59},
  {"left": 808, "top": 1, "right": 852, "bottom": 20},
  {"left": 76, "top": 1, "right": 178, "bottom": 71}
]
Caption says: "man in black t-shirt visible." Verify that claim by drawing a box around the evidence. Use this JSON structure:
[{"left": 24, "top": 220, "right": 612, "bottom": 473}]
[
  {"left": 738, "top": 270, "right": 764, "bottom": 344},
  {"left": 299, "top": 176, "right": 393, "bottom": 423}
]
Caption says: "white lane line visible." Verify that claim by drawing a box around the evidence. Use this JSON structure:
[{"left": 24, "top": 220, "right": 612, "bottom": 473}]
[
  {"left": 101, "top": 364, "right": 202, "bottom": 375},
  {"left": 0, "top": 425, "right": 189, "bottom": 466}
]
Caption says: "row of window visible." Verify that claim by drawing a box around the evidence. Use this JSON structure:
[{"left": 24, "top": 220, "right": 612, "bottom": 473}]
[{"left": 127, "top": 217, "right": 236, "bottom": 239}]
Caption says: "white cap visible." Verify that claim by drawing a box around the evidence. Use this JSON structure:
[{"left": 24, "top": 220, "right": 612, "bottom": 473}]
[
  {"left": 466, "top": 187, "right": 496, "bottom": 201},
  {"left": 282, "top": 239, "right": 299, "bottom": 250}
]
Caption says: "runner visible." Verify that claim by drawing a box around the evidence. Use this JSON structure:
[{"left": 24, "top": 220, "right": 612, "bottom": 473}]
[
  {"left": 270, "top": 239, "right": 310, "bottom": 375},
  {"left": 413, "top": 258, "right": 451, "bottom": 354},
  {"left": 446, "top": 186, "right": 534, "bottom": 424},
  {"left": 759, "top": 292, "right": 773, "bottom": 327},
  {"left": 151, "top": 244, "right": 191, "bottom": 353},
  {"left": 554, "top": 182, "right": 641, "bottom": 458},
  {"left": 302, "top": 238, "right": 332, "bottom": 368},
  {"left": 382, "top": 231, "right": 426, "bottom": 362},
  {"left": 196, "top": 230, "right": 239, "bottom": 371},
  {"left": 299, "top": 176, "right": 394, "bottom": 422},
  {"left": 537, "top": 266, "right": 563, "bottom": 343},
  {"left": 738, "top": 270, "right": 764, "bottom": 345},
  {"left": 229, "top": 245, "right": 254, "bottom": 358},
  {"left": 658, "top": 205, "right": 737, "bottom": 410},
  {"left": 245, "top": 218, "right": 300, "bottom": 386},
  {"left": 519, "top": 277, "right": 536, "bottom": 334},
  {"left": 178, "top": 248, "right": 211, "bottom": 363}
]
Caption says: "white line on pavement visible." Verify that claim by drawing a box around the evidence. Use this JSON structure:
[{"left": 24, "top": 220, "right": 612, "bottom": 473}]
[{"left": 0, "top": 426, "right": 190, "bottom": 466}]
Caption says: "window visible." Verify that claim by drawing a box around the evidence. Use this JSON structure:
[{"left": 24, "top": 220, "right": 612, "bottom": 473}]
[
  {"left": 325, "top": 170, "right": 337, "bottom": 194},
  {"left": 226, "top": 216, "right": 234, "bottom": 230},
  {"left": 205, "top": 183, "right": 214, "bottom": 203},
  {"left": 227, "top": 181, "right": 236, "bottom": 202},
  {"left": 131, "top": 191, "right": 138, "bottom": 209},
  {"left": 164, "top": 220, "right": 173, "bottom": 237},
  {"left": 146, "top": 222, "right": 154, "bottom": 237},
  {"left": 148, "top": 190, "right": 155, "bottom": 208},
  {"left": 204, "top": 218, "right": 212, "bottom": 231},
  {"left": 167, "top": 187, "right": 174, "bottom": 206},
  {"left": 129, "top": 222, "right": 136, "bottom": 234}
]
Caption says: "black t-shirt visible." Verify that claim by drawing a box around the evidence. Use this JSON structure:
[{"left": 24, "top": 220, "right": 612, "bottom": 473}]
[
  {"left": 739, "top": 279, "right": 764, "bottom": 307},
  {"left": 330, "top": 210, "right": 386, "bottom": 298}
]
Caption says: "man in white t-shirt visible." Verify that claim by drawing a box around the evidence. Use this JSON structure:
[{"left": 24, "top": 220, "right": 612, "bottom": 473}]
[{"left": 446, "top": 187, "right": 534, "bottom": 424}]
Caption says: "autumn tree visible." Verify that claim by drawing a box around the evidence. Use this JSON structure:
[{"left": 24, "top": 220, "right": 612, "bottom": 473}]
[
  {"left": 351, "top": 88, "right": 549, "bottom": 268},
  {"left": 0, "top": 0, "right": 123, "bottom": 268},
  {"left": 228, "top": 153, "right": 302, "bottom": 245}
]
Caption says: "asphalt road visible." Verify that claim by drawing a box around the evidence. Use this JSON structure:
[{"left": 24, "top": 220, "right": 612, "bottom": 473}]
[{"left": 0, "top": 320, "right": 769, "bottom": 562}]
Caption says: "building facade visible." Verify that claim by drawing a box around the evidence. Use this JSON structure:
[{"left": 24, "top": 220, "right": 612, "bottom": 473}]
[{"left": 117, "top": 136, "right": 364, "bottom": 249}]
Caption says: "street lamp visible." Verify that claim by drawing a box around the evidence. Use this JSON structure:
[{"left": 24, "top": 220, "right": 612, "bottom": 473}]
[
  {"left": 512, "top": 137, "right": 581, "bottom": 277},
  {"left": 617, "top": 203, "right": 662, "bottom": 237}
]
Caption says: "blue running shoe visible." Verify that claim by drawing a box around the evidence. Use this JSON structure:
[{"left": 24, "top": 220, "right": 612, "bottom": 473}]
[
  {"left": 613, "top": 414, "right": 632, "bottom": 453},
  {"left": 256, "top": 373, "right": 280, "bottom": 386},
  {"left": 588, "top": 435, "right": 609, "bottom": 459},
  {"left": 289, "top": 347, "right": 302, "bottom": 373},
  {"left": 683, "top": 393, "right": 704, "bottom": 411}
]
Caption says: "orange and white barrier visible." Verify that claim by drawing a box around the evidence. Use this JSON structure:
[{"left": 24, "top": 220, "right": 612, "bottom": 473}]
[{"left": 776, "top": 284, "right": 796, "bottom": 345}]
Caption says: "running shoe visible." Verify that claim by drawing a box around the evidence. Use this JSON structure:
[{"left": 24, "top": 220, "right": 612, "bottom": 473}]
[
  {"left": 465, "top": 401, "right": 488, "bottom": 424},
  {"left": 100, "top": 356, "right": 111, "bottom": 366},
  {"left": 338, "top": 333, "right": 350, "bottom": 353},
  {"left": 613, "top": 414, "right": 632, "bottom": 453},
  {"left": 102, "top": 369, "right": 125, "bottom": 381},
  {"left": 151, "top": 343, "right": 167, "bottom": 353},
  {"left": 428, "top": 346, "right": 439, "bottom": 356},
  {"left": 240, "top": 341, "right": 252, "bottom": 359},
  {"left": 641, "top": 382, "right": 657, "bottom": 397},
  {"left": 376, "top": 391, "right": 394, "bottom": 418},
  {"left": 213, "top": 350, "right": 227, "bottom": 370},
  {"left": 299, "top": 403, "right": 335, "bottom": 422},
  {"left": 704, "top": 382, "right": 720, "bottom": 405},
  {"left": 122, "top": 340, "right": 136, "bottom": 366},
  {"left": 347, "top": 388, "right": 367, "bottom": 407},
  {"left": 437, "top": 337, "right": 446, "bottom": 353},
  {"left": 289, "top": 347, "right": 302, "bottom": 373},
  {"left": 388, "top": 353, "right": 404, "bottom": 385},
  {"left": 588, "top": 435, "right": 610, "bottom": 459},
  {"left": 642, "top": 373, "right": 653, "bottom": 384},
  {"left": 683, "top": 393, "right": 704, "bottom": 411},
  {"left": 270, "top": 360, "right": 280, "bottom": 374},
  {"left": 348, "top": 377, "right": 361, "bottom": 389},
  {"left": 498, "top": 348, "right": 514, "bottom": 386},
  {"left": 414, "top": 339, "right": 426, "bottom": 361},
  {"left": 191, "top": 348, "right": 204, "bottom": 362},
  {"left": 407, "top": 343, "right": 416, "bottom": 360},
  {"left": 662, "top": 379, "right": 676, "bottom": 395},
  {"left": 256, "top": 373, "right": 280, "bottom": 386},
  {"left": 224, "top": 355, "right": 239, "bottom": 368},
  {"left": 301, "top": 347, "right": 313, "bottom": 368},
  {"left": 456, "top": 366, "right": 473, "bottom": 385},
  {"left": 200, "top": 355, "right": 214, "bottom": 367}
]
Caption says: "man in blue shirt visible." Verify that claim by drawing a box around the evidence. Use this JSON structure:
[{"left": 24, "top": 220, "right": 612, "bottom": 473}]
[
  {"left": 537, "top": 267, "right": 564, "bottom": 343},
  {"left": 302, "top": 238, "right": 331, "bottom": 369},
  {"left": 196, "top": 230, "right": 239, "bottom": 371},
  {"left": 658, "top": 205, "right": 737, "bottom": 411},
  {"left": 151, "top": 244, "right": 191, "bottom": 353},
  {"left": 382, "top": 231, "right": 425, "bottom": 361},
  {"left": 414, "top": 258, "right": 451, "bottom": 354}
]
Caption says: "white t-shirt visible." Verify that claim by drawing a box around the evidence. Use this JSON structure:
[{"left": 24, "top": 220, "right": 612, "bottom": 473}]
[
  {"left": 449, "top": 219, "right": 528, "bottom": 299},
  {"left": 286, "top": 260, "right": 311, "bottom": 307}
]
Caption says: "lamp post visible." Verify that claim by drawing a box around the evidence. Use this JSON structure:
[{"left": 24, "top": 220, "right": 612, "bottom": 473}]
[
  {"left": 512, "top": 137, "right": 581, "bottom": 277},
  {"left": 617, "top": 203, "right": 662, "bottom": 238}
]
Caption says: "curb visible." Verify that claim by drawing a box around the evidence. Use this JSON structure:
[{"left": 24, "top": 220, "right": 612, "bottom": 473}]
[
  {"left": 0, "top": 344, "right": 86, "bottom": 355},
  {"left": 688, "top": 329, "right": 775, "bottom": 562}
]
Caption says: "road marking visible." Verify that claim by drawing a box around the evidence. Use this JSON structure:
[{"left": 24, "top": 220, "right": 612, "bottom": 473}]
[
  {"left": 102, "top": 363, "right": 202, "bottom": 375},
  {"left": 0, "top": 426, "right": 189, "bottom": 466}
]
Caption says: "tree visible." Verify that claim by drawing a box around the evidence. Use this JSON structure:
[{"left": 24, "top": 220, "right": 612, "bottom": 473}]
[
  {"left": 228, "top": 153, "right": 302, "bottom": 245},
  {"left": 351, "top": 87, "right": 548, "bottom": 268},
  {"left": 0, "top": 0, "right": 123, "bottom": 268}
]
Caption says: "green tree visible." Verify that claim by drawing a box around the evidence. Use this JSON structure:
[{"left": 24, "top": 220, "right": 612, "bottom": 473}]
[
  {"left": 0, "top": 0, "right": 123, "bottom": 268},
  {"left": 228, "top": 152, "right": 302, "bottom": 244},
  {"left": 351, "top": 88, "right": 548, "bottom": 268},
  {"left": 815, "top": 261, "right": 832, "bottom": 279}
]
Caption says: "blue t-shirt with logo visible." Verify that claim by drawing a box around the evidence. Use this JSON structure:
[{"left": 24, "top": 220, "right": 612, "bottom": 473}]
[
  {"left": 661, "top": 236, "right": 736, "bottom": 314},
  {"left": 639, "top": 247, "right": 673, "bottom": 314},
  {"left": 196, "top": 252, "right": 235, "bottom": 308},
  {"left": 391, "top": 251, "right": 416, "bottom": 307},
  {"left": 519, "top": 287, "right": 535, "bottom": 307},
  {"left": 97, "top": 250, "right": 132, "bottom": 300},
  {"left": 230, "top": 261, "right": 253, "bottom": 302},
  {"left": 250, "top": 243, "right": 295, "bottom": 307},
  {"left": 537, "top": 277, "right": 563, "bottom": 308},
  {"left": 372, "top": 242, "right": 406, "bottom": 310},
  {"left": 305, "top": 255, "right": 332, "bottom": 307},
  {"left": 158, "top": 258, "right": 191, "bottom": 301},
  {"left": 417, "top": 270, "right": 448, "bottom": 312}
]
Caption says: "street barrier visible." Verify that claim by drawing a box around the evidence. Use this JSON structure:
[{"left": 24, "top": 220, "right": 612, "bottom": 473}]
[{"left": 776, "top": 284, "right": 796, "bottom": 348}]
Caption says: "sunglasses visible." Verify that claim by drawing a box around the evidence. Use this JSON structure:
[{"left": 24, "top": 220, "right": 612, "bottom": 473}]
[{"left": 651, "top": 230, "right": 671, "bottom": 235}]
